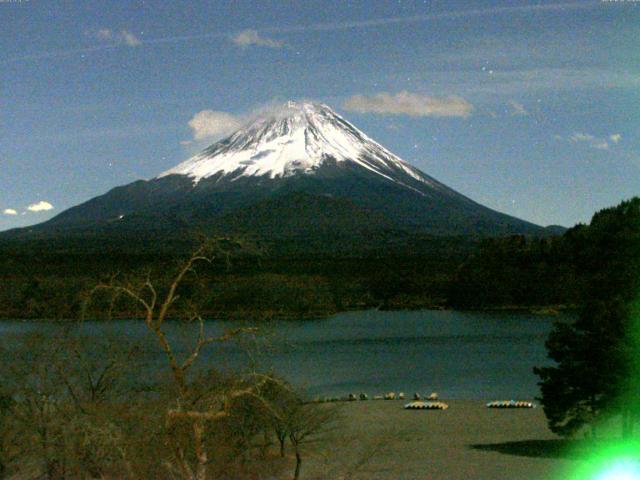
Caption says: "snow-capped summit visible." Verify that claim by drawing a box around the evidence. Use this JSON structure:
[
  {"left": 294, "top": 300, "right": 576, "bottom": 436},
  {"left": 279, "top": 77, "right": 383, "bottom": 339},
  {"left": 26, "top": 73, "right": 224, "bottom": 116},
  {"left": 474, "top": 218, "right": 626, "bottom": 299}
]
[
  {"left": 158, "top": 101, "right": 437, "bottom": 192},
  {"left": 27, "top": 100, "right": 547, "bottom": 240}
]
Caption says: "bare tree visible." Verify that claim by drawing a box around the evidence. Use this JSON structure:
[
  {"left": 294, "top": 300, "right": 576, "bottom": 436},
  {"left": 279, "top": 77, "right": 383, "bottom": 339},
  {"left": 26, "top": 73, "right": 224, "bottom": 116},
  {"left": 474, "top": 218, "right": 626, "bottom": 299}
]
[
  {"left": 0, "top": 388, "right": 15, "bottom": 479},
  {"left": 255, "top": 376, "right": 338, "bottom": 480},
  {"left": 7, "top": 334, "right": 69, "bottom": 479},
  {"left": 84, "top": 238, "right": 266, "bottom": 480},
  {"left": 287, "top": 402, "right": 338, "bottom": 480},
  {"left": 256, "top": 376, "right": 299, "bottom": 458},
  {"left": 2, "top": 330, "right": 136, "bottom": 479}
]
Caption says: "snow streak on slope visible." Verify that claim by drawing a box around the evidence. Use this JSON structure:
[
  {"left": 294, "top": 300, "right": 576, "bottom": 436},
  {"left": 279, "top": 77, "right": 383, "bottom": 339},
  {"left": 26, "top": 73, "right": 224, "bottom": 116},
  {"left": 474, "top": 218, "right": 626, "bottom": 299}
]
[{"left": 159, "top": 101, "right": 440, "bottom": 192}]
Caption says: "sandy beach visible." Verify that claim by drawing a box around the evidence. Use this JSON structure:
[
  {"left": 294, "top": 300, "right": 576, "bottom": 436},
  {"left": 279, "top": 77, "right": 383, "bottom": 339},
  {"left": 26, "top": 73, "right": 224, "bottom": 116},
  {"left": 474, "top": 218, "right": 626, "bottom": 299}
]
[{"left": 303, "top": 399, "right": 578, "bottom": 480}]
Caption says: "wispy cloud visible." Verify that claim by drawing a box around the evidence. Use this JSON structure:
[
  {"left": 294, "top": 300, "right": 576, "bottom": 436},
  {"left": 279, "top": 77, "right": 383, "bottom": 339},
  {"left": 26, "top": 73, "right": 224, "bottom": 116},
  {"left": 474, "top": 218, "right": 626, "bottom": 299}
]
[
  {"left": 2, "top": 209, "right": 17, "bottom": 216},
  {"left": 508, "top": 100, "right": 528, "bottom": 116},
  {"left": 120, "top": 31, "right": 142, "bottom": 47},
  {"left": 231, "top": 29, "right": 283, "bottom": 48},
  {"left": 27, "top": 201, "right": 54, "bottom": 212},
  {"left": 558, "top": 131, "right": 621, "bottom": 150},
  {"left": 5, "top": 2, "right": 597, "bottom": 64},
  {"left": 395, "top": 68, "right": 640, "bottom": 99},
  {"left": 92, "top": 28, "right": 142, "bottom": 47},
  {"left": 260, "top": 1, "right": 597, "bottom": 35},
  {"left": 569, "top": 132, "right": 595, "bottom": 143},
  {"left": 343, "top": 91, "right": 473, "bottom": 118}
]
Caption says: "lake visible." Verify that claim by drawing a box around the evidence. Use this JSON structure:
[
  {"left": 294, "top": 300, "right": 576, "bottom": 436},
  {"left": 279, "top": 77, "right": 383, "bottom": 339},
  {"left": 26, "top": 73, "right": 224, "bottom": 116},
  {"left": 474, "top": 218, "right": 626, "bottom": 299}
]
[{"left": 0, "top": 309, "right": 570, "bottom": 400}]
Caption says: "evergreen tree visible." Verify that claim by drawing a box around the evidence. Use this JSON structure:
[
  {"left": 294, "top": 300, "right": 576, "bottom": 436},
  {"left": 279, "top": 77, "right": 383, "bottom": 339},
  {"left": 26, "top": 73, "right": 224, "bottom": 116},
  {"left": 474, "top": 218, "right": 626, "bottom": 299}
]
[{"left": 535, "top": 198, "right": 640, "bottom": 437}]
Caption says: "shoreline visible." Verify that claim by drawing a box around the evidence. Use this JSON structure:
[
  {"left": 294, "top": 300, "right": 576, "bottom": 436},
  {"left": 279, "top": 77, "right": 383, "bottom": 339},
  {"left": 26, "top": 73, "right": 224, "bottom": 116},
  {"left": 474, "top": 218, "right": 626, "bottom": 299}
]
[
  {"left": 305, "top": 399, "right": 577, "bottom": 480},
  {"left": 0, "top": 303, "right": 577, "bottom": 322}
]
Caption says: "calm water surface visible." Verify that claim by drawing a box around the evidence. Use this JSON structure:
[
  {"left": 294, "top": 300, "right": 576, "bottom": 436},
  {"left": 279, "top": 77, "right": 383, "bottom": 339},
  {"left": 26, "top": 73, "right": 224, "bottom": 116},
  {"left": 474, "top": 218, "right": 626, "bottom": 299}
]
[{"left": 0, "top": 310, "right": 572, "bottom": 400}]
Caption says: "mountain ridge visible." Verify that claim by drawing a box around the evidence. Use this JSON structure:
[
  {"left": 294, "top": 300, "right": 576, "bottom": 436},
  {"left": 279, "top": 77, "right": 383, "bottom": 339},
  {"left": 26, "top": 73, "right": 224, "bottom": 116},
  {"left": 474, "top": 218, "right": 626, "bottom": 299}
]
[{"left": 2, "top": 101, "right": 554, "bottom": 243}]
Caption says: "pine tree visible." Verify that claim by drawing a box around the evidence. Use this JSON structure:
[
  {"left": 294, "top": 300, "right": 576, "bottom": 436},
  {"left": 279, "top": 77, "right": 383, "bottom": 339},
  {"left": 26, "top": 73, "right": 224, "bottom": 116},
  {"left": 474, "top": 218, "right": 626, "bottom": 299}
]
[{"left": 535, "top": 198, "right": 640, "bottom": 437}]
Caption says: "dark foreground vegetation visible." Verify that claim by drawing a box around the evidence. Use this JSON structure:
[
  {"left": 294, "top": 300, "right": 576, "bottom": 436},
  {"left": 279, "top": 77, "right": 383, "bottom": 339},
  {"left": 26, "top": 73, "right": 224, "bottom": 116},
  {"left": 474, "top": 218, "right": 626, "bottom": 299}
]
[
  {"left": 535, "top": 197, "right": 640, "bottom": 439},
  {"left": 0, "top": 332, "right": 337, "bottom": 479},
  {"left": 1, "top": 198, "right": 639, "bottom": 478},
  {"left": 0, "top": 243, "right": 338, "bottom": 479}
]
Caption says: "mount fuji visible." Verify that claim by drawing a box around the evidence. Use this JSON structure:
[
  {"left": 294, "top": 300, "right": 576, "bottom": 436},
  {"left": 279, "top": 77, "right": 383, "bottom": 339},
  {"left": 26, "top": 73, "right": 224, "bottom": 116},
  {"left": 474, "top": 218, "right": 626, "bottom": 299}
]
[{"left": 8, "top": 101, "right": 549, "bottom": 244}]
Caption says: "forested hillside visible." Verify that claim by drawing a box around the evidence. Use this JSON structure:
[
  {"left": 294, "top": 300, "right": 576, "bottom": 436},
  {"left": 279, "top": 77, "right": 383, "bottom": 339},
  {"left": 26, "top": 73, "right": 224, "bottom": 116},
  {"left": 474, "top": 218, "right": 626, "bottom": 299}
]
[{"left": 1, "top": 197, "right": 637, "bottom": 320}]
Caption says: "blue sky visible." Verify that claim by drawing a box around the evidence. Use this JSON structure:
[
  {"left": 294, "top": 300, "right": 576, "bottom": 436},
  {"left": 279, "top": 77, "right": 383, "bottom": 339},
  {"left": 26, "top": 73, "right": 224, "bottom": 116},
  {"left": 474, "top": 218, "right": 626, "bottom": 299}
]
[{"left": 1, "top": 0, "right": 639, "bottom": 231}]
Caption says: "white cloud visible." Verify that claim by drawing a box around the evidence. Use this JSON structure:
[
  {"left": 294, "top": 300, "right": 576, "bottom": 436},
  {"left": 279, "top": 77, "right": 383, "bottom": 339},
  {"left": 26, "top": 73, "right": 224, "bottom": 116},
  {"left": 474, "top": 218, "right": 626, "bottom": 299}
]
[
  {"left": 560, "top": 132, "right": 623, "bottom": 151},
  {"left": 3, "top": 208, "right": 17, "bottom": 215},
  {"left": 569, "top": 132, "right": 595, "bottom": 143},
  {"left": 231, "top": 29, "right": 283, "bottom": 48},
  {"left": 96, "top": 29, "right": 113, "bottom": 41},
  {"left": 508, "top": 100, "right": 528, "bottom": 116},
  {"left": 182, "top": 101, "right": 294, "bottom": 145},
  {"left": 343, "top": 91, "right": 473, "bottom": 118},
  {"left": 93, "top": 28, "right": 142, "bottom": 47},
  {"left": 187, "top": 110, "right": 242, "bottom": 141},
  {"left": 27, "top": 201, "right": 54, "bottom": 212},
  {"left": 120, "top": 31, "right": 142, "bottom": 47}
]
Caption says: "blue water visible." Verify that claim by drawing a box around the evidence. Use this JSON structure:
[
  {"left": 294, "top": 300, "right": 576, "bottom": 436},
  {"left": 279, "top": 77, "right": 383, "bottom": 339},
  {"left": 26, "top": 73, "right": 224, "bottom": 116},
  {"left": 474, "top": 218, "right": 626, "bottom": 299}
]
[{"left": 0, "top": 309, "right": 570, "bottom": 400}]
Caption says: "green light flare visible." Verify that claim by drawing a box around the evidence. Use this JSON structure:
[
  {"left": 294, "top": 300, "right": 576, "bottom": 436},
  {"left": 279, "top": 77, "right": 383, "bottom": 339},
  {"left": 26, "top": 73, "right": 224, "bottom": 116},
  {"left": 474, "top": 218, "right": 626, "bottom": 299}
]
[
  {"left": 594, "top": 460, "right": 640, "bottom": 480},
  {"left": 620, "top": 296, "right": 640, "bottom": 438},
  {"left": 553, "top": 204, "right": 640, "bottom": 480},
  {"left": 563, "top": 298, "right": 640, "bottom": 480},
  {"left": 561, "top": 440, "right": 640, "bottom": 480}
]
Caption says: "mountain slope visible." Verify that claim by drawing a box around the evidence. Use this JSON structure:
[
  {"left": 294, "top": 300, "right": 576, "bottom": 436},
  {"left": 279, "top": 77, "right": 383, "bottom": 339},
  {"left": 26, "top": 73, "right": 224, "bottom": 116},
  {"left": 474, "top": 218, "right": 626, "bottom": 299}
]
[{"left": 5, "top": 101, "right": 547, "bottom": 242}]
